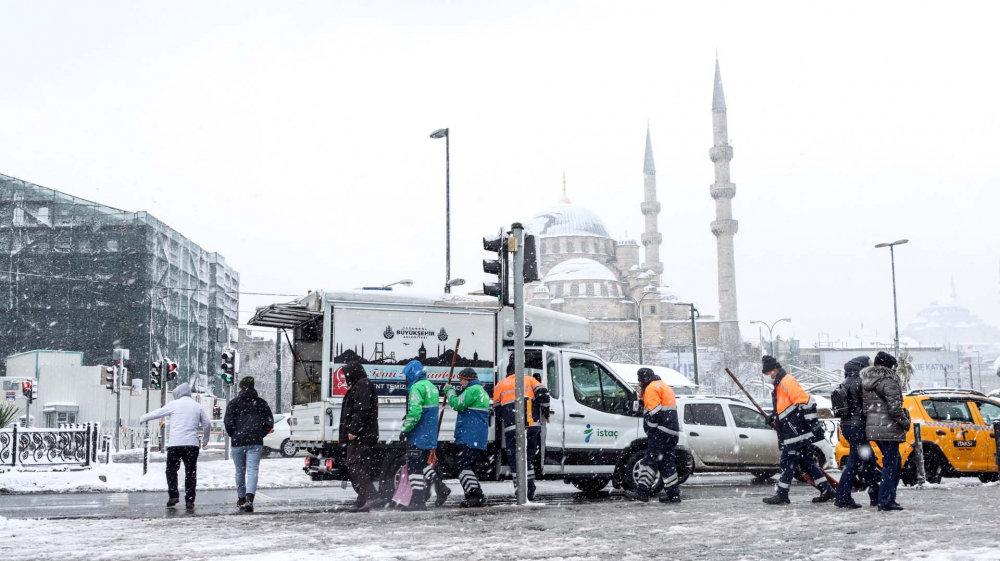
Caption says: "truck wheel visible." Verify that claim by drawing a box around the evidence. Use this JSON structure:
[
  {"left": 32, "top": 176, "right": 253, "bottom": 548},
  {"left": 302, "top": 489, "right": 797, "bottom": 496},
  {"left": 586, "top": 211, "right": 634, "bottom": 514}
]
[
  {"left": 675, "top": 449, "right": 694, "bottom": 485},
  {"left": 571, "top": 478, "right": 611, "bottom": 495},
  {"left": 622, "top": 450, "right": 664, "bottom": 494},
  {"left": 378, "top": 452, "right": 407, "bottom": 499}
]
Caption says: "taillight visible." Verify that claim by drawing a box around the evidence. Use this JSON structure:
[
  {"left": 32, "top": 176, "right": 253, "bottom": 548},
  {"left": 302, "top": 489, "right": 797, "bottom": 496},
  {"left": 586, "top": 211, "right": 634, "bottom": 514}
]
[
  {"left": 326, "top": 459, "right": 334, "bottom": 470},
  {"left": 268, "top": 429, "right": 274, "bottom": 434},
  {"left": 304, "top": 457, "right": 312, "bottom": 467}
]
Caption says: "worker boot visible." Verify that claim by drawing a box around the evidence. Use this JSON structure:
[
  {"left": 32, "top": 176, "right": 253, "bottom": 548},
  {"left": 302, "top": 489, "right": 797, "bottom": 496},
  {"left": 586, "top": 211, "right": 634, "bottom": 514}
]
[
  {"left": 811, "top": 487, "right": 835, "bottom": 503},
  {"left": 623, "top": 490, "right": 650, "bottom": 503},
  {"left": 460, "top": 496, "right": 488, "bottom": 508},
  {"left": 762, "top": 493, "right": 791, "bottom": 505},
  {"left": 658, "top": 491, "right": 681, "bottom": 504},
  {"left": 434, "top": 484, "right": 452, "bottom": 507}
]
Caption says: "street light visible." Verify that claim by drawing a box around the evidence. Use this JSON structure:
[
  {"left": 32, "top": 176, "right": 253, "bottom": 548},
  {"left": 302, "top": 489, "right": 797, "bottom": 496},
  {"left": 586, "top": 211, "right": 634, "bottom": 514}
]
[
  {"left": 675, "top": 302, "right": 701, "bottom": 385},
  {"left": 447, "top": 278, "right": 466, "bottom": 289},
  {"left": 430, "top": 128, "right": 451, "bottom": 292},
  {"left": 626, "top": 287, "right": 665, "bottom": 364},
  {"left": 875, "top": 239, "right": 908, "bottom": 360},
  {"left": 360, "top": 279, "right": 414, "bottom": 291},
  {"left": 749, "top": 318, "right": 792, "bottom": 357}
]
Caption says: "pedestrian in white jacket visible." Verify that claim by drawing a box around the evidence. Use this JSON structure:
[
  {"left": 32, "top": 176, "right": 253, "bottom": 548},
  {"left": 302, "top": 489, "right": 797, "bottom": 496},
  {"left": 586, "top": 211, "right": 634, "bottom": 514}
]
[{"left": 139, "top": 383, "right": 211, "bottom": 509}]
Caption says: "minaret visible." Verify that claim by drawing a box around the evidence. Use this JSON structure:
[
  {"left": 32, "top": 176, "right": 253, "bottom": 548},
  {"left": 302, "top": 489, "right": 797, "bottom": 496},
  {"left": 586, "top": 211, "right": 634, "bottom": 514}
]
[
  {"left": 640, "top": 124, "right": 663, "bottom": 276},
  {"left": 709, "top": 58, "right": 741, "bottom": 347}
]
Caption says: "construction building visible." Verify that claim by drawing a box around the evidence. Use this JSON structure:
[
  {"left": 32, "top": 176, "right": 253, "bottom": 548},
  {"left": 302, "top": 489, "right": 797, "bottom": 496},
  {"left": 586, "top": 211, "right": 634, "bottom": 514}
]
[{"left": 0, "top": 173, "right": 239, "bottom": 395}]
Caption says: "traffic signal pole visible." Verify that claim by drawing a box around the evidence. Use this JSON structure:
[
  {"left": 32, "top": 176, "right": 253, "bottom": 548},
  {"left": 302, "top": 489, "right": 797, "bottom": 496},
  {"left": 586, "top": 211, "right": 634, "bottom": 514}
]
[
  {"left": 114, "top": 364, "right": 122, "bottom": 452},
  {"left": 511, "top": 222, "right": 528, "bottom": 506}
]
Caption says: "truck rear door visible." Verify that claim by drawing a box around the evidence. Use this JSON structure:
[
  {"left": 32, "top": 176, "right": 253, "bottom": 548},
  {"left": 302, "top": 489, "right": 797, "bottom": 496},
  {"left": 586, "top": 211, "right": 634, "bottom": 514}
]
[
  {"left": 541, "top": 346, "right": 565, "bottom": 474},
  {"left": 559, "top": 350, "right": 641, "bottom": 474}
]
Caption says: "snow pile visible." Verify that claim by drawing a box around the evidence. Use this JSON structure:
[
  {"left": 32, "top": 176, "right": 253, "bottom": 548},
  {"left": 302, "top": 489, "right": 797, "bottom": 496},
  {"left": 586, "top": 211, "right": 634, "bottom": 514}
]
[{"left": 0, "top": 457, "right": 333, "bottom": 494}]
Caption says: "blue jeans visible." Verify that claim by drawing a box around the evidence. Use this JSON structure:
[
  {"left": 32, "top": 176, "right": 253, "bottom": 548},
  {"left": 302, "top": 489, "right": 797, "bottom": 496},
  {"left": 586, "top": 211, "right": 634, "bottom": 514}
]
[
  {"left": 836, "top": 425, "right": 880, "bottom": 505},
  {"left": 874, "top": 440, "right": 901, "bottom": 507},
  {"left": 232, "top": 444, "right": 263, "bottom": 498}
]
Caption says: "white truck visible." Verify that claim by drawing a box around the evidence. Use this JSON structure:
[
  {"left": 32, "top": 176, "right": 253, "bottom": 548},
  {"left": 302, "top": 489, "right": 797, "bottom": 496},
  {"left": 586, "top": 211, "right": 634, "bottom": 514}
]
[{"left": 248, "top": 289, "right": 693, "bottom": 496}]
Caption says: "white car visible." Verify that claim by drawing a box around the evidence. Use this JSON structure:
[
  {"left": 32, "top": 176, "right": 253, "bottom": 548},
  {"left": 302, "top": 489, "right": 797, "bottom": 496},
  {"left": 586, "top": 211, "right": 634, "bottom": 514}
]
[
  {"left": 678, "top": 395, "right": 834, "bottom": 482},
  {"left": 262, "top": 414, "right": 298, "bottom": 458}
]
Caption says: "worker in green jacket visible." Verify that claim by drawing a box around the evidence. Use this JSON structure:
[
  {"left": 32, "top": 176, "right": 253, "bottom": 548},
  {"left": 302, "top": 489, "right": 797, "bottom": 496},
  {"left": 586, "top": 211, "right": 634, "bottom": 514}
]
[
  {"left": 444, "top": 368, "right": 491, "bottom": 507},
  {"left": 400, "top": 360, "right": 450, "bottom": 510}
]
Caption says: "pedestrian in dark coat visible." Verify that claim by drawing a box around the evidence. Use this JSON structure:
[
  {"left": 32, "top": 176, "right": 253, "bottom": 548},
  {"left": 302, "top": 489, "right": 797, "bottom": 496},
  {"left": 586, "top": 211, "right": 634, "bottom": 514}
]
[
  {"left": 862, "top": 351, "right": 911, "bottom": 511},
  {"left": 225, "top": 376, "right": 274, "bottom": 512},
  {"left": 835, "top": 356, "right": 880, "bottom": 508},
  {"left": 338, "top": 361, "right": 383, "bottom": 512}
]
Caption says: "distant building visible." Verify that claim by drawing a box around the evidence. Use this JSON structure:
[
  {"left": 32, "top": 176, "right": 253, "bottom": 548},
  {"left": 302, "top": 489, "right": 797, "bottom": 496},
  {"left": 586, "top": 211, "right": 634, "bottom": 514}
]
[
  {"left": 0, "top": 173, "right": 239, "bottom": 395},
  {"left": 903, "top": 279, "right": 1000, "bottom": 347}
]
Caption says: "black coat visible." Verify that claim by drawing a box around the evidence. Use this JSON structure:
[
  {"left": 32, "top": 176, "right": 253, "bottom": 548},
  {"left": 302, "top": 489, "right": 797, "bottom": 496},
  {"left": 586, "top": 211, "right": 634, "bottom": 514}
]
[
  {"left": 224, "top": 388, "right": 275, "bottom": 447},
  {"left": 339, "top": 364, "right": 379, "bottom": 444},
  {"left": 840, "top": 356, "right": 870, "bottom": 428}
]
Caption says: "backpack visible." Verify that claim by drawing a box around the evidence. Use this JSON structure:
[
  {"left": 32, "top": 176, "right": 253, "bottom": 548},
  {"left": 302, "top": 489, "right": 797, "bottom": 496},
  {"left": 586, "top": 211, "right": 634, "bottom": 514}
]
[{"left": 830, "top": 383, "right": 850, "bottom": 420}]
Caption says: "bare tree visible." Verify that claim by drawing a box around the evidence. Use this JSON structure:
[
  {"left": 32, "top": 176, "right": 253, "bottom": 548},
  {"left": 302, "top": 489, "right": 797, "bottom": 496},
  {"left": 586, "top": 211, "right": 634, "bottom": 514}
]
[{"left": 239, "top": 338, "right": 294, "bottom": 414}]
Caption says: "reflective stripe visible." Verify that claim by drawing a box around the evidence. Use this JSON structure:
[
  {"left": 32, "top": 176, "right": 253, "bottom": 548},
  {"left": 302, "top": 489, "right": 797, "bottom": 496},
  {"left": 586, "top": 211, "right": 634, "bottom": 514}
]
[
  {"left": 659, "top": 405, "right": 677, "bottom": 411},
  {"left": 803, "top": 413, "right": 818, "bottom": 420},
  {"left": 783, "top": 432, "right": 812, "bottom": 445},
  {"left": 655, "top": 425, "right": 680, "bottom": 436},
  {"left": 423, "top": 405, "right": 438, "bottom": 410},
  {"left": 648, "top": 405, "right": 662, "bottom": 414},
  {"left": 777, "top": 404, "right": 798, "bottom": 420},
  {"left": 504, "top": 425, "right": 516, "bottom": 432},
  {"left": 777, "top": 481, "right": 790, "bottom": 489}
]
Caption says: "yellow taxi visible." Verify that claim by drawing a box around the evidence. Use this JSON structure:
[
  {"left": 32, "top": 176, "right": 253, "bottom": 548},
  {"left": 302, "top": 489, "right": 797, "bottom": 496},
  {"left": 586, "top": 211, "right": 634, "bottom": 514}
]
[{"left": 835, "top": 389, "right": 1000, "bottom": 485}]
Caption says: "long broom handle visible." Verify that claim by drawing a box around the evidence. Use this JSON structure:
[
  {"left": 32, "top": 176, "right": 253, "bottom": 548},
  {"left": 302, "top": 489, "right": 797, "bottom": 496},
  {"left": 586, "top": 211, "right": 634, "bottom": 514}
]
[{"left": 437, "top": 339, "right": 461, "bottom": 431}]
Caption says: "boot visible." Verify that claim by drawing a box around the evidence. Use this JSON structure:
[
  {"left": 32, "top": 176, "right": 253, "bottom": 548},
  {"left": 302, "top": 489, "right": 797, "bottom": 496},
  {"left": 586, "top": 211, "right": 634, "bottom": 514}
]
[
  {"left": 166, "top": 497, "right": 179, "bottom": 508},
  {"left": 401, "top": 501, "right": 427, "bottom": 512},
  {"left": 762, "top": 494, "right": 790, "bottom": 505},
  {"left": 244, "top": 493, "right": 255, "bottom": 513},
  {"left": 185, "top": 501, "right": 195, "bottom": 510},
  {"left": 658, "top": 492, "right": 681, "bottom": 504},
  {"left": 834, "top": 500, "right": 861, "bottom": 509},
  {"left": 434, "top": 484, "right": 452, "bottom": 507},
  {"left": 460, "top": 496, "right": 488, "bottom": 508},
  {"left": 237, "top": 497, "right": 246, "bottom": 511},
  {"left": 878, "top": 503, "right": 904, "bottom": 512},
  {"left": 812, "top": 487, "right": 835, "bottom": 503},
  {"left": 624, "top": 490, "right": 649, "bottom": 502},
  {"left": 357, "top": 498, "right": 387, "bottom": 513}
]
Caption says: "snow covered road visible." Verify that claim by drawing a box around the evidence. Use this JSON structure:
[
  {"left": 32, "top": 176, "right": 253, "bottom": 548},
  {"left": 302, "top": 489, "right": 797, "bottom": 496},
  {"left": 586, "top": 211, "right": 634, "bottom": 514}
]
[{"left": 2, "top": 477, "right": 1000, "bottom": 560}]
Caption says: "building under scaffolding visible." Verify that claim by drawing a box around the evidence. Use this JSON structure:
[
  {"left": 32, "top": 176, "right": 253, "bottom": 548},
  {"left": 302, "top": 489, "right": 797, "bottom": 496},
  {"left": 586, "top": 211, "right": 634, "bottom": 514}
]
[{"left": 0, "top": 173, "right": 239, "bottom": 395}]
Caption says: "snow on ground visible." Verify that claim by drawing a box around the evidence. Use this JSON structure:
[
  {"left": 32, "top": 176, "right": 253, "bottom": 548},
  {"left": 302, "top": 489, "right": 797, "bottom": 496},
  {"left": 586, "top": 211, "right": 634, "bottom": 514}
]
[
  {"left": 0, "top": 457, "right": 330, "bottom": 494},
  {"left": 2, "top": 481, "right": 1000, "bottom": 560}
]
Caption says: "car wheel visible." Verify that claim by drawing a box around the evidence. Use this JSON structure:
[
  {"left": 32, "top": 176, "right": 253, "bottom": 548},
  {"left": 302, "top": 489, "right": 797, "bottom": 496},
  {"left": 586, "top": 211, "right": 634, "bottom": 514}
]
[
  {"left": 751, "top": 470, "right": 778, "bottom": 483},
  {"left": 280, "top": 438, "right": 297, "bottom": 458},
  {"left": 571, "top": 477, "right": 611, "bottom": 495},
  {"left": 901, "top": 446, "right": 946, "bottom": 486},
  {"left": 977, "top": 473, "right": 999, "bottom": 484},
  {"left": 621, "top": 450, "right": 664, "bottom": 494}
]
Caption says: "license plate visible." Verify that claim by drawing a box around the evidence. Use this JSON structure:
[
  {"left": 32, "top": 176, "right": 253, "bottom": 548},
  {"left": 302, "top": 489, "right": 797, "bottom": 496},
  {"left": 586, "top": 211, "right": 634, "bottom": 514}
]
[{"left": 954, "top": 440, "right": 977, "bottom": 448}]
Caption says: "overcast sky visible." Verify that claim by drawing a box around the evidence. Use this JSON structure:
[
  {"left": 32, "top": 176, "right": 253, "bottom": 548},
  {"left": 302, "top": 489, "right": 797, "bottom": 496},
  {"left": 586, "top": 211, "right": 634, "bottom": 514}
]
[{"left": 1, "top": 1, "right": 998, "bottom": 347}]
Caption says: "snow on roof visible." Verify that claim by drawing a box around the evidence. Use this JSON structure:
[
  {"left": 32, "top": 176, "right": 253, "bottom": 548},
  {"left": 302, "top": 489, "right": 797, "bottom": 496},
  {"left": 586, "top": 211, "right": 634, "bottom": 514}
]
[
  {"left": 527, "top": 202, "right": 611, "bottom": 239},
  {"left": 542, "top": 258, "right": 619, "bottom": 283},
  {"left": 609, "top": 363, "right": 697, "bottom": 387}
]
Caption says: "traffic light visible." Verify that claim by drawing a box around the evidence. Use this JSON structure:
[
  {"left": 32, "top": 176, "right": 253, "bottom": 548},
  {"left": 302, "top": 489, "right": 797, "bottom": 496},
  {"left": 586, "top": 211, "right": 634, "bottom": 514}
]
[
  {"left": 212, "top": 405, "right": 222, "bottom": 420},
  {"left": 165, "top": 360, "right": 178, "bottom": 382},
  {"left": 21, "top": 380, "right": 36, "bottom": 403},
  {"left": 483, "top": 231, "right": 509, "bottom": 305},
  {"left": 150, "top": 360, "right": 162, "bottom": 389},
  {"left": 104, "top": 366, "right": 117, "bottom": 393},
  {"left": 221, "top": 349, "right": 237, "bottom": 385},
  {"left": 523, "top": 233, "right": 539, "bottom": 283}
]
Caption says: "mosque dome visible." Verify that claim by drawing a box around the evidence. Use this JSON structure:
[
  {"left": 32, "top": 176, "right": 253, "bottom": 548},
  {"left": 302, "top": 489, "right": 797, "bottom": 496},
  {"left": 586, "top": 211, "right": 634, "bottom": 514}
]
[{"left": 527, "top": 202, "right": 611, "bottom": 239}]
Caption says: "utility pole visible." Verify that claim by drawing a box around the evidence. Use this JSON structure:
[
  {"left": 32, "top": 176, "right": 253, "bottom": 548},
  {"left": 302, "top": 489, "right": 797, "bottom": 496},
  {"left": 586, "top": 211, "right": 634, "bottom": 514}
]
[
  {"left": 690, "top": 305, "right": 700, "bottom": 386},
  {"left": 275, "top": 332, "right": 282, "bottom": 413},
  {"left": 114, "top": 363, "right": 122, "bottom": 452},
  {"left": 511, "top": 223, "right": 528, "bottom": 505}
]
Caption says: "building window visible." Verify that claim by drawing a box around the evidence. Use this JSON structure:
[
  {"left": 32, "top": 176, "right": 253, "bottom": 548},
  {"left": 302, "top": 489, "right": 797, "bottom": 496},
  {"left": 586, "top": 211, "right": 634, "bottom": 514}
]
[
  {"left": 593, "top": 282, "right": 602, "bottom": 297},
  {"left": 586, "top": 283, "right": 595, "bottom": 297},
  {"left": 106, "top": 239, "right": 119, "bottom": 252},
  {"left": 570, "top": 283, "right": 579, "bottom": 297},
  {"left": 559, "top": 238, "right": 568, "bottom": 253},
  {"left": 650, "top": 305, "right": 656, "bottom": 314}
]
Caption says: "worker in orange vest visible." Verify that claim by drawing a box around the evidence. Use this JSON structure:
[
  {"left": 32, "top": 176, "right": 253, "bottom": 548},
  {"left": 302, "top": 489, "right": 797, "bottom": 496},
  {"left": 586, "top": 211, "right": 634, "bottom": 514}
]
[
  {"left": 493, "top": 360, "right": 550, "bottom": 501},
  {"left": 761, "top": 355, "right": 834, "bottom": 505},
  {"left": 625, "top": 368, "right": 681, "bottom": 503}
]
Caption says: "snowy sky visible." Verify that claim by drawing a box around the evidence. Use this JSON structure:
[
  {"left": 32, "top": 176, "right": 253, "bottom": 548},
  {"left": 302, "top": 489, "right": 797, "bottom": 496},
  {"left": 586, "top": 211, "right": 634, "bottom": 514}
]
[{"left": 1, "top": 1, "right": 998, "bottom": 346}]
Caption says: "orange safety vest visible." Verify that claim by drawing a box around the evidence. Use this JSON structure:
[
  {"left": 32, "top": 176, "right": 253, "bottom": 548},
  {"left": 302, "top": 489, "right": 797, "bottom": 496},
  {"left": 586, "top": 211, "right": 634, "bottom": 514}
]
[
  {"left": 643, "top": 379, "right": 677, "bottom": 413},
  {"left": 775, "top": 374, "right": 810, "bottom": 415},
  {"left": 493, "top": 374, "right": 541, "bottom": 426}
]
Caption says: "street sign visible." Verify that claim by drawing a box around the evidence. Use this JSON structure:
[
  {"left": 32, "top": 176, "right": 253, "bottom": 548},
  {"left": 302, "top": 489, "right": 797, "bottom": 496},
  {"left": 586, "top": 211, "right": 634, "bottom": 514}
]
[
  {"left": 131, "top": 378, "right": 143, "bottom": 397},
  {"left": 5, "top": 391, "right": 14, "bottom": 402}
]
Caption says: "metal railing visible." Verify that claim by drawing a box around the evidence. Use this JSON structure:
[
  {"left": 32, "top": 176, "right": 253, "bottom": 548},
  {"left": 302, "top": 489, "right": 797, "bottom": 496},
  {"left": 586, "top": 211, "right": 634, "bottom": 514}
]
[{"left": 0, "top": 423, "right": 99, "bottom": 467}]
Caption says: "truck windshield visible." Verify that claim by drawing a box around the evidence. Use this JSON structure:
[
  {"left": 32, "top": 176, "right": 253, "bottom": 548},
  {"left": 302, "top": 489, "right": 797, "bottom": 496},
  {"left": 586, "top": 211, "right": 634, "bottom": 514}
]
[{"left": 569, "top": 358, "right": 631, "bottom": 415}]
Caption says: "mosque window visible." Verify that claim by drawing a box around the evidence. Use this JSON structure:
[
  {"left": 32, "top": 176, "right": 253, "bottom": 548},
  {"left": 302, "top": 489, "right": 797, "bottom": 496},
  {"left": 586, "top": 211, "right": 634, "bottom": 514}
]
[
  {"left": 650, "top": 305, "right": 657, "bottom": 314},
  {"left": 593, "top": 282, "right": 601, "bottom": 297},
  {"left": 570, "top": 283, "right": 579, "bottom": 297},
  {"left": 559, "top": 238, "right": 568, "bottom": 253},
  {"left": 586, "top": 239, "right": 595, "bottom": 254},
  {"left": 586, "top": 283, "right": 595, "bottom": 297}
]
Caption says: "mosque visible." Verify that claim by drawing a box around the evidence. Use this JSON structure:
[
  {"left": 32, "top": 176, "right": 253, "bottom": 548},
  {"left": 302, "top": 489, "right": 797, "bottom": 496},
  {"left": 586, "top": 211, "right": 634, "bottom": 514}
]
[{"left": 524, "top": 59, "right": 742, "bottom": 358}]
